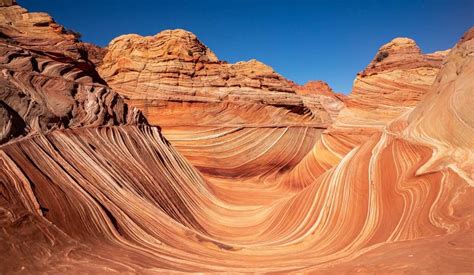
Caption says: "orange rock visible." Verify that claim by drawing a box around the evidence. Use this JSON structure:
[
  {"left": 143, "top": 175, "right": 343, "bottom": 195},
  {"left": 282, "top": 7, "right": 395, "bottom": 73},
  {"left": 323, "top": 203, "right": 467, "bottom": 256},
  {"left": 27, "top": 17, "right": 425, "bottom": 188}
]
[
  {"left": 98, "top": 29, "right": 344, "bottom": 127},
  {"left": 313, "top": 36, "right": 449, "bottom": 171},
  {"left": 0, "top": 2, "right": 144, "bottom": 144},
  {"left": 1, "top": 2, "right": 473, "bottom": 273},
  {"left": 98, "top": 29, "right": 345, "bottom": 183}
]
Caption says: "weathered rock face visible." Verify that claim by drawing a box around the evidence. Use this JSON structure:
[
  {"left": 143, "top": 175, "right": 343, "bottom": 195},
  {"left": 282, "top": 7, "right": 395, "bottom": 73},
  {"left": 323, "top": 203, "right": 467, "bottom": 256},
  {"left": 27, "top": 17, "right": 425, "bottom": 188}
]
[
  {"left": 277, "top": 36, "right": 456, "bottom": 192},
  {"left": 100, "top": 30, "right": 292, "bottom": 98},
  {"left": 98, "top": 29, "right": 345, "bottom": 182},
  {"left": 289, "top": 36, "right": 451, "bottom": 185},
  {"left": 1, "top": 2, "right": 473, "bottom": 273},
  {"left": 1, "top": 28, "right": 473, "bottom": 273},
  {"left": 295, "top": 80, "right": 336, "bottom": 96},
  {"left": 98, "top": 29, "right": 344, "bottom": 127},
  {"left": 405, "top": 28, "right": 474, "bottom": 183},
  {"left": 0, "top": 1, "right": 144, "bottom": 144},
  {"left": 0, "top": 1, "right": 81, "bottom": 58},
  {"left": 344, "top": 37, "right": 449, "bottom": 125},
  {"left": 295, "top": 80, "right": 346, "bottom": 122}
]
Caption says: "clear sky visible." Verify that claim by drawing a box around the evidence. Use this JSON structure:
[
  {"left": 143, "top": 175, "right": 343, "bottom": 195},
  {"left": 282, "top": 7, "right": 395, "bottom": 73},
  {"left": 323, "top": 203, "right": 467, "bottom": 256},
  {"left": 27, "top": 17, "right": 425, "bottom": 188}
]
[{"left": 18, "top": 0, "right": 473, "bottom": 94}]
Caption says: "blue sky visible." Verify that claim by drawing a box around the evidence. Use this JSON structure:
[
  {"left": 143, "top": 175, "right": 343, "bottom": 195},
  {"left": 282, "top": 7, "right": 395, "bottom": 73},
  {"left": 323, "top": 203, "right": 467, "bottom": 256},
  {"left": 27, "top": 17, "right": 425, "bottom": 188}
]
[{"left": 18, "top": 0, "right": 473, "bottom": 94}]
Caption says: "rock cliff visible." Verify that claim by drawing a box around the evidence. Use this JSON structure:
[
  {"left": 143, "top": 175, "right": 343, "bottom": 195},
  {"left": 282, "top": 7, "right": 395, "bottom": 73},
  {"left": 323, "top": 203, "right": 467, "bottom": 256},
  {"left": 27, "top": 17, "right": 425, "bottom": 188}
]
[
  {"left": 0, "top": 1, "right": 144, "bottom": 144},
  {"left": 1, "top": 2, "right": 472, "bottom": 273}
]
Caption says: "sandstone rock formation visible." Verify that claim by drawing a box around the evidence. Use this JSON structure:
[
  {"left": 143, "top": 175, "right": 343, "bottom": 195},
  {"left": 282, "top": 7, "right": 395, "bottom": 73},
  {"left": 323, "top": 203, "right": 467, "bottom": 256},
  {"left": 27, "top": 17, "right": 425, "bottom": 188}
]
[
  {"left": 346, "top": 37, "right": 449, "bottom": 126},
  {"left": 98, "top": 29, "right": 345, "bottom": 186},
  {"left": 98, "top": 29, "right": 343, "bottom": 127},
  {"left": 295, "top": 80, "right": 346, "bottom": 121},
  {"left": 281, "top": 36, "right": 452, "bottom": 188},
  {"left": 0, "top": 1, "right": 144, "bottom": 144},
  {"left": 1, "top": 2, "right": 473, "bottom": 273}
]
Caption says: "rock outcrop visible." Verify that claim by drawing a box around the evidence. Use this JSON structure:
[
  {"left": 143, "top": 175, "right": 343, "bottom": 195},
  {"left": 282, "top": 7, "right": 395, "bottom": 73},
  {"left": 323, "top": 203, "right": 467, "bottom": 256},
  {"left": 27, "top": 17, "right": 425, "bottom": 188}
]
[
  {"left": 0, "top": 1, "right": 144, "bottom": 144},
  {"left": 1, "top": 1, "right": 82, "bottom": 58},
  {"left": 281, "top": 36, "right": 452, "bottom": 188},
  {"left": 98, "top": 29, "right": 344, "bottom": 127},
  {"left": 1, "top": 2, "right": 473, "bottom": 273},
  {"left": 98, "top": 29, "right": 345, "bottom": 183},
  {"left": 295, "top": 80, "right": 346, "bottom": 121},
  {"left": 342, "top": 37, "right": 448, "bottom": 131}
]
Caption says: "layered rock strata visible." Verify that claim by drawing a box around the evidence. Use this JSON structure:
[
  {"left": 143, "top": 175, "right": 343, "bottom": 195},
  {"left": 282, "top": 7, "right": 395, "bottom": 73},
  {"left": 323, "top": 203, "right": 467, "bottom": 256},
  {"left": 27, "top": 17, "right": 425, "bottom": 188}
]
[
  {"left": 1, "top": 2, "right": 473, "bottom": 273},
  {"left": 279, "top": 36, "right": 451, "bottom": 188},
  {"left": 98, "top": 29, "right": 344, "bottom": 185},
  {"left": 0, "top": 1, "right": 143, "bottom": 144}
]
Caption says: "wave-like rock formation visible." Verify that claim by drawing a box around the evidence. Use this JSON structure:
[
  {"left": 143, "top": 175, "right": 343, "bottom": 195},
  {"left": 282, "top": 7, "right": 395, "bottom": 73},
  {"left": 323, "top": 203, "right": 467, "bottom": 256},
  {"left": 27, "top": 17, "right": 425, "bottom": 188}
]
[
  {"left": 336, "top": 37, "right": 449, "bottom": 142},
  {"left": 345, "top": 37, "right": 449, "bottom": 127},
  {"left": 0, "top": 1, "right": 143, "bottom": 144},
  {"left": 1, "top": 1, "right": 473, "bottom": 273},
  {"left": 295, "top": 80, "right": 346, "bottom": 121},
  {"left": 98, "top": 29, "right": 345, "bottom": 188},
  {"left": 283, "top": 36, "right": 453, "bottom": 186},
  {"left": 98, "top": 29, "right": 344, "bottom": 126}
]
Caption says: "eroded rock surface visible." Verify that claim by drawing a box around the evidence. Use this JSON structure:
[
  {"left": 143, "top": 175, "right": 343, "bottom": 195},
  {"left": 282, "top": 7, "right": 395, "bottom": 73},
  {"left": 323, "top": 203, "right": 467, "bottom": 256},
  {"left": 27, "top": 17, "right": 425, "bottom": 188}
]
[
  {"left": 0, "top": 1, "right": 144, "bottom": 144},
  {"left": 99, "top": 29, "right": 344, "bottom": 127},
  {"left": 98, "top": 29, "right": 345, "bottom": 184},
  {"left": 282, "top": 35, "right": 452, "bottom": 188},
  {"left": 1, "top": 2, "right": 473, "bottom": 273}
]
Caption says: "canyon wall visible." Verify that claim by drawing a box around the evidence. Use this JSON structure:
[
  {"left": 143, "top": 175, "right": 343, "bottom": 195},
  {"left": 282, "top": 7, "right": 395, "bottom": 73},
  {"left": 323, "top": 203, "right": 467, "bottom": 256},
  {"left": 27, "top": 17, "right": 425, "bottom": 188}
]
[{"left": 1, "top": 2, "right": 473, "bottom": 273}]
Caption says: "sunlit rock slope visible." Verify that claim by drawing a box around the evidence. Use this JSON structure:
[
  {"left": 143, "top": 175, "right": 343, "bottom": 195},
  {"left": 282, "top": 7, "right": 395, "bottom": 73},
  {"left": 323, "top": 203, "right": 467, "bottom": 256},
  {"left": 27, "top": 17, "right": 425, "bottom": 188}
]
[{"left": 1, "top": 1, "right": 473, "bottom": 273}]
